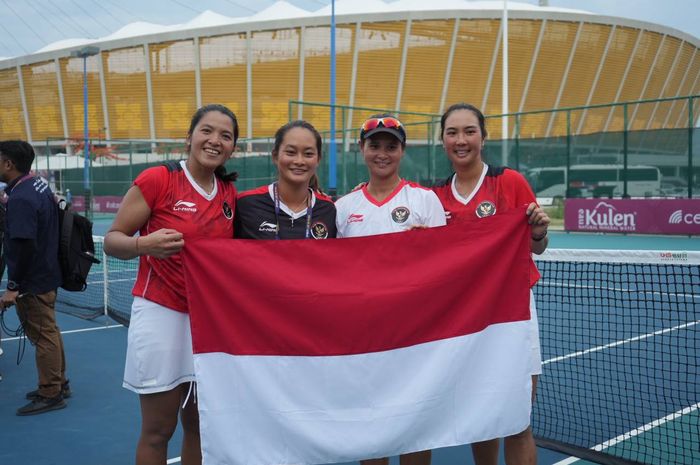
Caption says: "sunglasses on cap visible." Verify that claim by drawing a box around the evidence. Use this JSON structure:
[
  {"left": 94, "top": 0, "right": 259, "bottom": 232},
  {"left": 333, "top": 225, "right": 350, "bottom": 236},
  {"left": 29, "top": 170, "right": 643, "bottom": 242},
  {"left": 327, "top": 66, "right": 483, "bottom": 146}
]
[{"left": 361, "top": 117, "right": 403, "bottom": 133}]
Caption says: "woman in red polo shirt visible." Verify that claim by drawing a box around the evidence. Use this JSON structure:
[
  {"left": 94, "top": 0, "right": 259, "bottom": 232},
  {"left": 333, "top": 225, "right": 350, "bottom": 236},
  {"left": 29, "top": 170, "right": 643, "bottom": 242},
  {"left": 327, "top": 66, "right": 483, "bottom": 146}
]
[
  {"left": 105, "top": 104, "right": 239, "bottom": 465},
  {"left": 432, "top": 103, "right": 550, "bottom": 465}
]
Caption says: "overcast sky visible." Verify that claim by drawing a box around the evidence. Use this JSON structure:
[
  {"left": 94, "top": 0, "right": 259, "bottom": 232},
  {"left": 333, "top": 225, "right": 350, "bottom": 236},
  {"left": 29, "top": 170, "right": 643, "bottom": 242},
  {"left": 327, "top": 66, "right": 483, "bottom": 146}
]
[{"left": 0, "top": 0, "right": 697, "bottom": 59}]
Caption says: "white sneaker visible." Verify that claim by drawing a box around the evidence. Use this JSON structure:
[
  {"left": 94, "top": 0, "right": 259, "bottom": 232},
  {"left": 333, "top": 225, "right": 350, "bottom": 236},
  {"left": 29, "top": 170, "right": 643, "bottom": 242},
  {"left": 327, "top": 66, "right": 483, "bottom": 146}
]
[{"left": 0, "top": 346, "right": 3, "bottom": 356}]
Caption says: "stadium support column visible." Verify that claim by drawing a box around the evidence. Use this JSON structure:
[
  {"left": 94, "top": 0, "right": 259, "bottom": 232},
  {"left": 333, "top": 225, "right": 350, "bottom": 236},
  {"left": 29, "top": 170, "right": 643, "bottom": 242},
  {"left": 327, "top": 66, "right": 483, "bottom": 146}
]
[{"left": 71, "top": 45, "right": 100, "bottom": 218}]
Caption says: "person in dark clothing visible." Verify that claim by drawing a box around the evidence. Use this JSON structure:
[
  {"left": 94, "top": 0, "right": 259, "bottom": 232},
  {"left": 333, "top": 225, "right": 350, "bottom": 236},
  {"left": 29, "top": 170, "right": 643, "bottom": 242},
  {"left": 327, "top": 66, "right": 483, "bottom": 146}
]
[
  {"left": 0, "top": 140, "right": 69, "bottom": 416},
  {"left": 235, "top": 120, "right": 337, "bottom": 240},
  {"left": 0, "top": 190, "right": 4, "bottom": 374},
  {"left": 0, "top": 193, "right": 5, "bottom": 281}
]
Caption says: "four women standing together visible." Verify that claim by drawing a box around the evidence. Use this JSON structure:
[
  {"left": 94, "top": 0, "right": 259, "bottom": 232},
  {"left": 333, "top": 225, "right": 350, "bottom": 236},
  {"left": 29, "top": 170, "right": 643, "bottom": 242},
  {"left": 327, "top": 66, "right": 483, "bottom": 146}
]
[{"left": 106, "top": 102, "right": 550, "bottom": 465}]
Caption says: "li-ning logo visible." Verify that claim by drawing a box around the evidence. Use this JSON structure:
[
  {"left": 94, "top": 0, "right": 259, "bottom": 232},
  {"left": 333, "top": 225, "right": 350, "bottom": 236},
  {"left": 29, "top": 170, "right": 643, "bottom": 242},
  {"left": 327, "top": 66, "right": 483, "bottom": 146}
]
[
  {"left": 173, "top": 200, "right": 197, "bottom": 212},
  {"left": 347, "top": 214, "right": 364, "bottom": 224},
  {"left": 258, "top": 221, "right": 277, "bottom": 233},
  {"left": 577, "top": 201, "right": 636, "bottom": 231},
  {"left": 668, "top": 209, "right": 700, "bottom": 225}
]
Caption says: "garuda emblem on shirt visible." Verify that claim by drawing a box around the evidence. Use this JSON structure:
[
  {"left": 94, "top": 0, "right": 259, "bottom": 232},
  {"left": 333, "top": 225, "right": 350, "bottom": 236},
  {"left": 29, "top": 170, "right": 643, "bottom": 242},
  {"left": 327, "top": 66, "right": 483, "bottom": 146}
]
[
  {"left": 391, "top": 206, "right": 410, "bottom": 224},
  {"left": 475, "top": 201, "right": 496, "bottom": 218},
  {"left": 311, "top": 222, "right": 329, "bottom": 239}
]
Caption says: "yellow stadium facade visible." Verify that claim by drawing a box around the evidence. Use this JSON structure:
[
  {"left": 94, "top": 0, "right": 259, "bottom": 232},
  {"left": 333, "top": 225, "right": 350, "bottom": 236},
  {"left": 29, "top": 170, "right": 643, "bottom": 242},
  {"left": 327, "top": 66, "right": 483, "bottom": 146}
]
[{"left": 0, "top": 4, "right": 699, "bottom": 146}]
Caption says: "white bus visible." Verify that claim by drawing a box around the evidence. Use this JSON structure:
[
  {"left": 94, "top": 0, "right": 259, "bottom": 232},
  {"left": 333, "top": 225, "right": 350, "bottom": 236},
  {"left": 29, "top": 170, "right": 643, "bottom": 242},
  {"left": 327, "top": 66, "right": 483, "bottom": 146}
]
[{"left": 525, "top": 164, "right": 661, "bottom": 198}]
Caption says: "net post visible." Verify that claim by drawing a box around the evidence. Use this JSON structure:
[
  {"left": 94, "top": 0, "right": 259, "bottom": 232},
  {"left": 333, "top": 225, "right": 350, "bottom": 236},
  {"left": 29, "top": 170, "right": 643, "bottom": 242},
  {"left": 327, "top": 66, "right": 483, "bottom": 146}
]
[
  {"left": 102, "top": 239, "right": 109, "bottom": 320},
  {"left": 688, "top": 96, "right": 693, "bottom": 199},
  {"left": 565, "top": 111, "right": 571, "bottom": 198},
  {"left": 623, "top": 103, "right": 629, "bottom": 198}
]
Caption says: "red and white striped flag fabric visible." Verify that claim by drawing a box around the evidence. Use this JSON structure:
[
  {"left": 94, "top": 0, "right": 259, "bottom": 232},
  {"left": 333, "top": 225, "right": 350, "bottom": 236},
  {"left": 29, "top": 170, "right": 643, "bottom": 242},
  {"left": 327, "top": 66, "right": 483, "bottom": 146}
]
[{"left": 183, "top": 208, "right": 534, "bottom": 465}]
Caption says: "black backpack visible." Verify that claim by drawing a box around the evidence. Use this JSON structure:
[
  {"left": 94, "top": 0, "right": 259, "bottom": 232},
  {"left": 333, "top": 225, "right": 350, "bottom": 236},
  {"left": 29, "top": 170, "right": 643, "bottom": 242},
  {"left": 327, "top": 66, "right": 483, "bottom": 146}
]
[{"left": 57, "top": 206, "right": 100, "bottom": 292}]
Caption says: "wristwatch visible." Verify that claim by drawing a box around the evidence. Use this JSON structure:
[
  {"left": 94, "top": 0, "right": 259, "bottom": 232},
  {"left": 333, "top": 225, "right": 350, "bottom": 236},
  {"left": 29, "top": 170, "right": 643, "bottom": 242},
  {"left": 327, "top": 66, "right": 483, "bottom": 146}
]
[{"left": 7, "top": 280, "right": 19, "bottom": 291}]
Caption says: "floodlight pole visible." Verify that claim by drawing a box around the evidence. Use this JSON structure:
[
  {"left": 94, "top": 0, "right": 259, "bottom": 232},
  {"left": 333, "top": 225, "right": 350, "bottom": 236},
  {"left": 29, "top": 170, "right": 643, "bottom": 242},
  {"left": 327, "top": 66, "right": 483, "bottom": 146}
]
[
  {"left": 502, "top": 0, "right": 509, "bottom": 166},
  {"left": 328, "top": 0, "right": 337, "bottom": 197},
  {"left": 70, "top": 45, "right": 100, "bottom": 217}
]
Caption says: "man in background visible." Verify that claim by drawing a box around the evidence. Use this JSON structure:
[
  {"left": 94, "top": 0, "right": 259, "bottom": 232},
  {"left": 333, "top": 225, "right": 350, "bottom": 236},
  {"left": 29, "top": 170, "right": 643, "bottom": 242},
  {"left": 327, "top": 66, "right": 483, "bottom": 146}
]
[
  {"left": 0, "top": 183, "right": 5, "bottom": 377},
  {"left": 0, "top": 140, "right": 69, "bottom": 415}
]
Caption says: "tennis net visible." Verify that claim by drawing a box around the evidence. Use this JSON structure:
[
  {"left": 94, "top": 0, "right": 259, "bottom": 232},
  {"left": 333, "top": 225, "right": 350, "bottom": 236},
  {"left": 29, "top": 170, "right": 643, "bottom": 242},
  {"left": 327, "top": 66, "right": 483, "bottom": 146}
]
[
  {"left": 532, "top": 249, "right": 699, "bottom": 465},
  {"left": 55, "top": 236, "right": 137, "bottom": 326},
  {"left": 54, "top": 243, "right": 699, "bottom": 464}
]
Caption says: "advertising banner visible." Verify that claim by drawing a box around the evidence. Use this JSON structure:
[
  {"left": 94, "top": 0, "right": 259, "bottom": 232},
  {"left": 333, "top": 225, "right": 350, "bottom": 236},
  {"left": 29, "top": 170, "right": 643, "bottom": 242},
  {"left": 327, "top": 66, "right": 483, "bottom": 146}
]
[
  {"left": 71, "top": 195, "right": 122, "bottom": 214},
  {"left": 564, "top": 199, "right": 700, "bottom": 235}
]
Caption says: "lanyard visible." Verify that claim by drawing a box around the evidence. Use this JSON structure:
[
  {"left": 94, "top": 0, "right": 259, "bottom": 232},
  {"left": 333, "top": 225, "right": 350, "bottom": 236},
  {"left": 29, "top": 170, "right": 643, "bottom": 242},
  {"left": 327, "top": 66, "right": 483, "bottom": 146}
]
[
  {"left": 9, "top": 174, "right": 34, "bottom": 194},
  {"left": 273, "top": 182, "right": 313, "bottom": 240}
]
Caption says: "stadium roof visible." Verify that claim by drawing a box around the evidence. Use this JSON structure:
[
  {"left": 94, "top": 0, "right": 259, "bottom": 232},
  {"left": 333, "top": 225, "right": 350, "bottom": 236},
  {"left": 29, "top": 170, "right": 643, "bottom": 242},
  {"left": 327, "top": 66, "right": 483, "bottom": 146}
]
[
  {"left": 1, "top": 0, "right": 697, "bottom": 142},
  {"left": 14, "top": 0, "right": 594, "bottom": 58}
]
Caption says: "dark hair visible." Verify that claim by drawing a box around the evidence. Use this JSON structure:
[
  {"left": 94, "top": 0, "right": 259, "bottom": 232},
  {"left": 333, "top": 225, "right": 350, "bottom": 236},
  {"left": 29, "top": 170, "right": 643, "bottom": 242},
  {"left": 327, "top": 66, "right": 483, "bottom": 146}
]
[
  {"left": 272, "top": 120, "right": 323, "bottom": 158},
  {"left": 187, "top": 104, "right": 239, "bottom": 182},
  {"left": 0, "top": 140, "right": 35, "bottom": 174},
  {"left": 272, "top": 120, "right": 323, "bottom": 191},
  {"left": 440, "top": 103, "right": 488, "bottom": 140}
]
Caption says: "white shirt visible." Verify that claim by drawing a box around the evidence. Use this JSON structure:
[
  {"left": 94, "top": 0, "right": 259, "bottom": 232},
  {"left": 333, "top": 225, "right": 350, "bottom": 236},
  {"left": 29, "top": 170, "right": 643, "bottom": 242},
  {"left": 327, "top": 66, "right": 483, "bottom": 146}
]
[{"left": 335, "top": 179, "right": 446, "bottom": 238}]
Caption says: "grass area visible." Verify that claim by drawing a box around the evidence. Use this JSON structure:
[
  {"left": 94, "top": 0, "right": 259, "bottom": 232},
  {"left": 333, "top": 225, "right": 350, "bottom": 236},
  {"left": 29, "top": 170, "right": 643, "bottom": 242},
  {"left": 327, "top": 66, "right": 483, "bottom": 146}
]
[
  {"left": 548, "top": 217, "right": 564, "bottom": 229},
  {"left": 544, "top": 201, "right": 565, "bottom": 229}
]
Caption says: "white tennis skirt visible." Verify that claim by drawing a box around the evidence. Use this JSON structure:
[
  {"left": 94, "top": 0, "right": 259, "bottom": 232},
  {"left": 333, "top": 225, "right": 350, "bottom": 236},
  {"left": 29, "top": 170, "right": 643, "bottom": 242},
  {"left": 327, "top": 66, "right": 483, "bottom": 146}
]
[
  {"left": 123, "top": 297, "right": 195, "bottom": 394},
  {"left": 530, "top": 290, "right": 543, "bottom": 376}
]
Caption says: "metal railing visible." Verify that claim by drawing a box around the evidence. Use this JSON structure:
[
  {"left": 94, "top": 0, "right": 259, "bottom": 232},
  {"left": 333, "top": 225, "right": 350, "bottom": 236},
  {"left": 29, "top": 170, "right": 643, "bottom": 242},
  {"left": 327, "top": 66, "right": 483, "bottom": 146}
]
[{"left": 28, "top": 95, "right": 699, "bottom": 217}]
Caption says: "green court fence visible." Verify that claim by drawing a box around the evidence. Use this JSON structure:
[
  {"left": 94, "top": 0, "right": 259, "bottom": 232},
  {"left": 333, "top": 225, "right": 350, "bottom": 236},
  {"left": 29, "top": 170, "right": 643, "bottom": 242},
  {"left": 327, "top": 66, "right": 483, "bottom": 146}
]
[
  {"left": 32, "top": 95, "right": 699, "bottom": 213},
  {"left": 290, "top": 95, "right": 699, "bottom": 199}
]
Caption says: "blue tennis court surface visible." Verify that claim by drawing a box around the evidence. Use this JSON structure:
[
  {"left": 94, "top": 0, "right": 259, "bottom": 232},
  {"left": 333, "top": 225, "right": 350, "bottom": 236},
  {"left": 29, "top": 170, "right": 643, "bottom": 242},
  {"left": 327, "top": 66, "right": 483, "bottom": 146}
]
[
  {"left": 0, "top": 225, "right": 697, "bottom": 464},
  {"left": 0, "top": 310, "right": 573, "bottom": 465}
]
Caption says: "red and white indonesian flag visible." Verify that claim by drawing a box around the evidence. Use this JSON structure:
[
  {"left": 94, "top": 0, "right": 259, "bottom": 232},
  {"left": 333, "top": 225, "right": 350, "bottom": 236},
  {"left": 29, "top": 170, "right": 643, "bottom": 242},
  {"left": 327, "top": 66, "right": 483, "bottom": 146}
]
[{"left": 184, "top": 209, "right": 534, "bottom": 465}]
